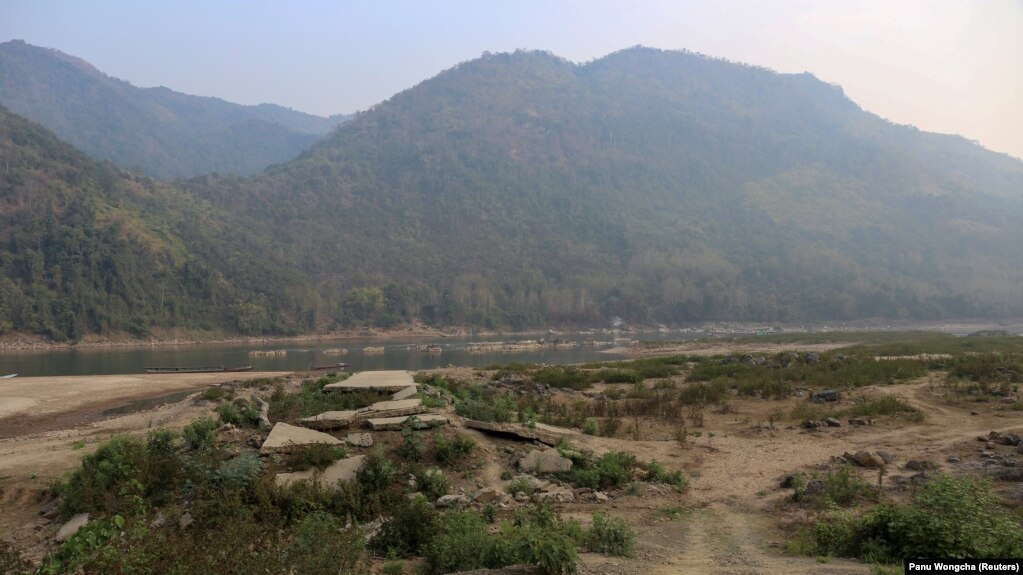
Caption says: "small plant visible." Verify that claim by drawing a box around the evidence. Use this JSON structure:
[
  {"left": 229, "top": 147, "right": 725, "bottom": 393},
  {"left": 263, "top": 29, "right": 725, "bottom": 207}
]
[
  {"left": 500, "top": 470, "right": 514, "bottom": 481},
  {"left": 182, "top": 417, "right": 218, "bottom": 451},
  {"left": 382, "top": 561, "right": 404, "bottom": 575},
  {"left": 70, "top": 440, "right": 85, "bottom": 450},
  {"left": 645, "top": 460, "right": 687, "bottom": 489},
  {"left": 582, "top": 419, "right": 598, "bottom": 435},
  {"left": 586, "top": 513, "right": 635, "bottom": 557},
  {"left": 416, "top": 468, "right": 450, "bottom": 501},
  {"left": 624, "top": 482, "right": 643, "bottom": 496},
  {"left": 507, "top": 476, "right": 537, "bottom": 496}
]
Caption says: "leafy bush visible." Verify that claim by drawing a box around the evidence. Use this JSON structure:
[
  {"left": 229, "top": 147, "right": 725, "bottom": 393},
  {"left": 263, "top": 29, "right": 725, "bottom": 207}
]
[
  {"left": 559, "top": 451, "right": 635, "bottom": 490},
  {"left": 431, "top": 432, "right": 475, "bottom": 466},
  {"left": 582, "top": 419, "right": 598, "bottom": 435},
  {"left": 812, "top": 474, "right": 1023, "bottom": 561},
  {"left": 586, "top": 513, "right": 635, "bottom": 557},
  {"left": 182, "top": 417, "right": 218, "bottom": 451},
  {"left": 507, "top": 476, "right": 537, "bottom": 496},
  {"left": 532, "top": 366, "right": 593, "bottom": 390},
  {"left": 594, "top": 369, "right": 642, "bottom": 384},
  {"left": 422, "top": 511, "right": 492, "bottom": 574},
  {"left": 846, "top": 395, "right": 923, "bottom": 421},
  {"left": 216, "top": 399, "right": 262, "bottom": 428},
  {"left": 370, "top": 495, "right": 440, "bottom": 557},
  {"left": 645, "top": 460, "right": 687, "bottom": 489},
  {"left": 287, "top": 512, "right": 365, "bottom": 574},
  {"left": 61, "top": 436, "right": 146, "bottom": 515},
  {"left": 416, "top": 468, "right": 450, "bottom": 500}
]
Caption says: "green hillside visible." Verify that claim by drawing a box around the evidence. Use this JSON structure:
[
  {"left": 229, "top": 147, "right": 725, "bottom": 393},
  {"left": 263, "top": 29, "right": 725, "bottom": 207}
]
[
  {"left": 0, "top": 105, "right": 313, "bottom": 340},
  {"left": 0, "top": 40, "right": 346, "bottom": 180},
  {"left": 3, "top": 47, "right": 1022, "bottom": 341},
  {"left": 189, "top": 48, "right": 1023, "bottom": 329}
]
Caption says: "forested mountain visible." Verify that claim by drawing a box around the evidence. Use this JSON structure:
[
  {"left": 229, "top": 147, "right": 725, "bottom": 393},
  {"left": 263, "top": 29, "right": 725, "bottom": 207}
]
[
  {"left": 187, "top": 48, "right": 1023, "bottom": 330},
  {"left": 3, "top": 47, "right": 1023, "bottom": 341},
  {"left": 0, "top": 40, "right": 347, "bottom": 180},
  {"left": 0, "top": 105, "right": 314, "bottom": 340}
]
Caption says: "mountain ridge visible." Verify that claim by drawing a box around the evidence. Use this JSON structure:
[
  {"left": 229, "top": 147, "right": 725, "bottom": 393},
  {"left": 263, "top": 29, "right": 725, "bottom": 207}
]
[{"left": 0, "top": 40, "right": 348, "bottom": 179}]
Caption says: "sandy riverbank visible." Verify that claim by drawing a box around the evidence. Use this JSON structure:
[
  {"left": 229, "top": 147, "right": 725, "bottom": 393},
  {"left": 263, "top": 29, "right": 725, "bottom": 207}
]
[{"left": 0, "top": 372, "right": 288, "bottom": 437}]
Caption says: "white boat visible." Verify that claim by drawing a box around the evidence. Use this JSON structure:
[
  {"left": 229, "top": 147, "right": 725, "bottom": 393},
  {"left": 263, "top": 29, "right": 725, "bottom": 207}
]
[{"left": 1, "top": 374, "right": 16, "bottom": 379}]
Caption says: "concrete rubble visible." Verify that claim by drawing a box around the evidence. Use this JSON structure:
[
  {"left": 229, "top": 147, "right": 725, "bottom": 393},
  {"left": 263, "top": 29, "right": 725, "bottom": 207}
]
[{"left": 260, "top": 422, "right": 344, "bottom": 454}]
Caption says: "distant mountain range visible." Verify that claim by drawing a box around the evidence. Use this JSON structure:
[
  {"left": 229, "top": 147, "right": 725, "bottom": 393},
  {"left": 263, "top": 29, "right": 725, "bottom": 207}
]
[
  {"left": 0, "top": 40, "right": 347, "bottom": 179},
  {"left": 2, "top": 46, "right": 1022, "bottom": 340}
]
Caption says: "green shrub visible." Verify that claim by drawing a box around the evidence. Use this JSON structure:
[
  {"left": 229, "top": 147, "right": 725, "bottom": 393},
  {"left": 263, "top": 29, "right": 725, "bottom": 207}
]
[
  {"left": 846, "top": 395, "right": 923, "bottom": 421},
  {"left": 645, "top": 460, "right": 687, "bottom": 489},
  {"left": 431, "top": 432, "right": 475, "bottom": 466},
  {"left": 422, "top": 511, "right": 492, "bottom": 574},
  {"left": 416, "top": 468, "right": 450, "bottom": 500},
  {"left": 595, "top": 369, "right": 642, "bottom": 384},
  {"left": 813, "top": 474, "right": 1023, "bottom": 561},
  {"left": 357, "top": 450, "right": 397, "bottom": 493},
  {"left": 182, "top": 417, "right": 218, "bottom": 451},
  {"left": 582, "top": 419, "right": 598, "bottom": 435},
  {"left": 370, "top": 495, "right": 440, "bottom": 557},
  {"left": 532, "top": 366, "right": 593, "bottom": 390},
  {"left": 285, "top": 444, "right": 347, "bottom": 471},
  {"left": 215, "top": 400, "right": 262, "bottom": 428},
  {"left": 560, "top": 451, "right": 635, "bottom": 490},
  {"left": 586, "top": 513, "right": 635, "bottom": 557},
  {"left": 287, "top": 512, "right": 364, "bottom": 574},
  {"left": 507, "top": 476, "right": 537, "bottom": 496},
  {"left": 61, "top": 436, "right": 146, "bottom": 515}
]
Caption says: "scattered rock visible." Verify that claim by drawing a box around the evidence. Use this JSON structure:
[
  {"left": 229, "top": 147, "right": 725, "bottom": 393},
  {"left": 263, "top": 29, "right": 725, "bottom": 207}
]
[
  {"left": 536, "top": 487, "right": 575, "bottom": 503},
  {"left": 514, "top": 491, "right": 529, "bottom": 503},
  {"left": 947, "top": 456, "right": 961, "bottom": 464},
  {"left": 824, "top": 417, "right": 842, "bottom": 428},
  {"left": 904, "top": 460, "right": 936, "bottom": 472},
  {"left": 805, "top": 352, "right": 820, "bottom": 365},
  {"left": 848, "top": 418, "right": 871, "bottom": 426},
  {"left": 345, "top": 432, "right": 374, "bottom": 447},
  {"left": 518, "top": 450, "right": 573, "bottom": 473},
  {"left": 995, "top": 434, "right": 1022, "bottom": 447},
  {"left": 56, "top": 513, "right": 89, "bottom": 542},
  {"left": 876, "top": 451, "right": 895, "bottom": 465},
  {"left": 366, "top": 398, "right": 427, "bottom": 419},
  {"left": 472, "top": 487, "right": 501, "bottom": 504},
  {"left": 994, "top": 468, "right": 1023, "bottom": 482},
  {"left": 436, "top": 495, "right": 471, "bottom": 509},
  {"left": 813, "top": 389, "right": 839, "bottom": 403},
  {"left": 845, "top": 450, "right": 885, "bottom": 468},
  {"left": 179, "top": 512, "right": 193, "bottom": 530},
  {"left": 593, "top": 491, "right": 609, "bottom": 503}
]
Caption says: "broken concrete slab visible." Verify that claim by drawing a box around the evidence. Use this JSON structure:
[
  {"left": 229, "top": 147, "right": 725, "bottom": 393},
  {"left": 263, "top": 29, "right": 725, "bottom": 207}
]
[
  {"left": 56, "top": 513, "right": 89, "bottom": 542},
  {"left": 366, "top": 414, "right": 449, "bottom": 431},
  {"left": 260, "top": 422, "right": 343, "bottom": 454},
  {"left": 463, "top": 420, "right": 567, "bottom": 446},
  {"left": 275, "top": 455, "right": 366, "bottom": 488},
  {"left": 518, "top": 449, "right": 573, "bottom": 473},
  {"left": 391, "top": 385, "right": 419, "bottom": 401},
  {"left": 345, "top": 432, "right": 374, "bottom": 447},
  {"left": 324, "top": 370, "right": 416, "bottom": 393},
  {"left": 298, "top": 410, "right": 361, "bottom": 431},
  {"left": 366, "top": 398, "right": 426, "bottom": 419}
]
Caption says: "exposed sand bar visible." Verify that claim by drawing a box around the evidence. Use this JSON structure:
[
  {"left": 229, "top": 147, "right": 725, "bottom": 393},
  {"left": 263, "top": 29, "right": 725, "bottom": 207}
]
[{"left": 0, "top": 372, "right": 288, "bottom": 423}]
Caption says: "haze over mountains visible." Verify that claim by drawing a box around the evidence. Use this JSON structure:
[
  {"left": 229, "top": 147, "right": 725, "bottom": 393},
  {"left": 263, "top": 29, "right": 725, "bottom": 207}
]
[
  {"left": 0, "top": 40, "right": 347, "bottom": 180},
  {"left": 2, "top": 46, "right": 1021, "bottom": 340}
]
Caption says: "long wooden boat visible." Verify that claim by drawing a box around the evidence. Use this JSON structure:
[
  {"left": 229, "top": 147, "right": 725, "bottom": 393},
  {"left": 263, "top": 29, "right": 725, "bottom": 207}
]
[
  {"left": 1, "top": 373, "right": 16, "bottom": 379},
  {"left": 311, "top": 362, "right": 349, "bottom": 371},
  {"left": 145, "top": 366, "right": 253, "bottom": 374}
]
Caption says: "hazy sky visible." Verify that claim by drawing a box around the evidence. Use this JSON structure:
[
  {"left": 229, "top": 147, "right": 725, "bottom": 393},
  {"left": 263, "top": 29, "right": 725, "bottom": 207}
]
[{"left": 2, "top": 0, "right": 1022, "bottom": 159}]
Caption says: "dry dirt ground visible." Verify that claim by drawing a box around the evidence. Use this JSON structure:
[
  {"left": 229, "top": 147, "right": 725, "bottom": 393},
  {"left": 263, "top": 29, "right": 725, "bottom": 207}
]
[{"left": 2, "top": 358, "right": 1022, "bottom": 573}]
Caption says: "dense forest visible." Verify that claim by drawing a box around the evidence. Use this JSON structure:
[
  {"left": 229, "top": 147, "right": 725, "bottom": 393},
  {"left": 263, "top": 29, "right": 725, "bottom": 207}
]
[
  {"left": 0, "top": 40, "right": 347, "bottom": 180},
  {"left": 2, "top": 47, "right": 1022, "bottom": 340}
]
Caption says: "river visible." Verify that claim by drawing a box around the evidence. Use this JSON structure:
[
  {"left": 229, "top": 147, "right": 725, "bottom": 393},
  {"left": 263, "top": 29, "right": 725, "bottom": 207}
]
[{"left": 0, "top": 334, "right": 666, "bottom": 377}]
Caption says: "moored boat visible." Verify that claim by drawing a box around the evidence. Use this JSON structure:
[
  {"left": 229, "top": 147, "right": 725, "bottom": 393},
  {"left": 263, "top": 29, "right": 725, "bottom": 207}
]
[
  {"left": 145, "top": 366, "right": 253, "bottom": 374},
  {"left": 1, "top": 373, "right": 16, "bottom": 379}
]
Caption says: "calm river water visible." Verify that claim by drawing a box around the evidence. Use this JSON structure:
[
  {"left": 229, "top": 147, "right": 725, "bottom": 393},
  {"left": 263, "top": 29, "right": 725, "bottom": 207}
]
[{"left": 0, "top": 334, "right": 676, "bottom": 377}]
